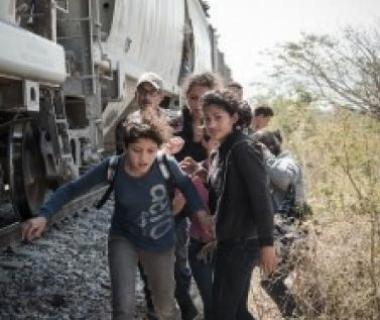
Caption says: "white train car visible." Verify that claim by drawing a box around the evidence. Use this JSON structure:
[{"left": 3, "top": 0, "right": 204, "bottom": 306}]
[
  {"left": 100, "top": 0, "right": 220, "bottom": 150},
  {"left": 0, "top": 0, "right": 231, "bottom": 221}
]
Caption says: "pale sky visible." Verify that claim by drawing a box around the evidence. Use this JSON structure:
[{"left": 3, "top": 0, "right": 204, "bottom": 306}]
[{"left": 207, "top": 0, "right": 380, "bottom": 96}]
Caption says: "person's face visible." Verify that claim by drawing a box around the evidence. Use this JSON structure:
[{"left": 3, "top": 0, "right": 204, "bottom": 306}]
[
  {"left": 186, "top": 85, "right": 210, "bottom": 120},
  {"left": 125, "top": 138, "right": 159, "bottom": 176},
  {"left": 253, "top": 115, "right": 272, "bottom": 130},
  {"left": 227, "top": 86, "right": 243, "bottom": 101},
  {"left": 136, "top": 82, "right": 163, "bottom": 111},
  {"left": 204, "top": 105, "right": 237, "bottom": 143}
]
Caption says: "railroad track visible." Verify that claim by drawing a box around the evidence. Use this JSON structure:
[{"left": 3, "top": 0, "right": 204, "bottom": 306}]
[{"left": 0, "top": 186, "right": 108, "bottom": 249}]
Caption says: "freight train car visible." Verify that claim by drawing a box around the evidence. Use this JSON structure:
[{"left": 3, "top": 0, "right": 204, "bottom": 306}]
[{"left": 0, "top": 0, "right": 231, "bottom": 226}]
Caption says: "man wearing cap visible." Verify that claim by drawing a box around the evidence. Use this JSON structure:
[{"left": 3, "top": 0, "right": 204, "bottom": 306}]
[
  {"left": 115, "top": 72, "right": 169, "bottom": 154},
  {"left": 134, "top": 72, "right": 165, "bottom": 116}
]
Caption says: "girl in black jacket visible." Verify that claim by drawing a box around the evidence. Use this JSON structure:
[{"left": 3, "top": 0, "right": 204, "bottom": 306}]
[{"left": 202, "top": 90, "right": 276, "bottom": 320}]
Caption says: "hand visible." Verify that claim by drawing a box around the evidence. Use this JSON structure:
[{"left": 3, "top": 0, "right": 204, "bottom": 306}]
[
  {"left": 194, "top": 210, "right": 215, "bottom": 240},
  {"left": 164, "top": 137, "right": 185, "bottom": 155},
  {"left": 141, "top": 106, "right": 157, "bottom": 120},
  {"left": 180, "top": 157, "right": 200, "bottom": 176},
  {"left": 196, "top": 240, "right": 217, "bottom": 264},
  {"left": 256, "top": 142, "right": 272, "bottom": 159},
  {"left": 21, "top": 217, "right": 48, "bottom": 242},
  {"left": 193, "top": 166, "right": 208, "bottom": 182},
  {"left": 259, "top": 246, "right": 277, "bottom": 276}
]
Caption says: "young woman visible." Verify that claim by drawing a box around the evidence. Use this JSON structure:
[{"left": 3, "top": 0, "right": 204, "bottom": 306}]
[
  {"left": 171, "top": 72, "right": 221, "bottom": 320},
  {"left": 201, "top": 90, "right": 276, "bottom": 320},
  {"left": 176, "top": 71, "right": 221, "bottom": 162},
  {"left": 22, "top": 122, "right": 211, "bottom": 320}
]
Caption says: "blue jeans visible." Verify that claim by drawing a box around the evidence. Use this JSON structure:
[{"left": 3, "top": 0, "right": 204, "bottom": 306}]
[
  {"left": 212, "top": 238, "right": 259, "bottom": 320},
  {"left": 188, "top": 238, "right": 214, "bottom": 320}
]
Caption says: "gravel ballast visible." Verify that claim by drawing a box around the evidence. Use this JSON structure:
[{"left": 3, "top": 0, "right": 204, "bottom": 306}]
[{"left": 0, "top": 202, "right": 152, "bottom": 320}]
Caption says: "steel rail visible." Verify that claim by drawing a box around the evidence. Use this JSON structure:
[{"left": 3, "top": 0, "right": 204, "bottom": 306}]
[{"left": 0, "top": 186, "right": 108, "bottom": 249}]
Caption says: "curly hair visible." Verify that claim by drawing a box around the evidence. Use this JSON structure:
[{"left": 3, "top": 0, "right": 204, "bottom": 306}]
[
  {"left": 201, "top": 89, "right": 241, "bottom": 116},
  {"left": 182, "top": 72, "right": 222, "bottom": 96}
]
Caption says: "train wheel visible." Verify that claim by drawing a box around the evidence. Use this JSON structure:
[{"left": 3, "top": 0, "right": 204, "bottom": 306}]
[{"left": 8, "top": 121, "right": 48, "bottom": 219}]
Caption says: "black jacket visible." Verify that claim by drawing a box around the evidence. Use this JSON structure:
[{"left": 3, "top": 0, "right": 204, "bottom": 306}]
[
  {"left": 175, "top": 107, "right": 207, "bottom": 162},
  {"left": 209, "top": 131, "right": 274, "bottom": 246},
  {"left": 173, "top": 107, "right": 208, "bottom": 222}
]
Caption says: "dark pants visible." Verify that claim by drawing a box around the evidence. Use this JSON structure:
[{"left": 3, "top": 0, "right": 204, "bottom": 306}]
[
  {"left": 188, "top": 238, "right": 214, "bottom": 320},
  {"left": 141, "top": 217, "right": 197, "bottom": 320},
  {"left": 212, "top": 238, "right": 259, "bottom": 320},
  {"left": 262, "top": 219, "right": 298, "bottom": 318},
  {"left": 174, "top": 217, "right": 198, "bottom": 320},
  {"left": 261, "top": 255, "right": 297, "bottom": 318}
]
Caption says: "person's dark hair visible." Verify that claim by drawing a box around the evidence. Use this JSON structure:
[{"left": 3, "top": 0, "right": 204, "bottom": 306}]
[
  {"left": 273, "top": 129, "right": 283, "bottom": 144},
  {"left": 236, "top": 101, "right": 253, "bottom": 129},
  {"left": 254, "top": 104, "right": 274, "bottom": 117},
  {"left": 227, "top": 81, "right": 243, "bottom": 90},
  {"left": 252, "top": 129, "right": 282, "bottom": 156},
  {"left": 201, "top": 89, "right": 240, "bottom": 116},
  {"left": 123, "top": 121, "right": 165, "bottom": 148},
  {"left": 183, "top": 72, "right": 221, "bottom": 96}
]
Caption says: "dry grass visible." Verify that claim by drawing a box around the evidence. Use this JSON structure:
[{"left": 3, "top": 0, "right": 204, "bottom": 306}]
[
  {"left": 289, "top": 216, "right": 379, "bottom": 320},
  {"left": 249, "top": 269, "right": 283, "bottom": 320}
]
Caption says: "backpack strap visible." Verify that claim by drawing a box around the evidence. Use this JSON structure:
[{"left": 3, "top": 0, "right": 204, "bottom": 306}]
[
  {"left": 107, "top": 155, "right": 120, "bottom": 182},
  {"left": 157, "top": 151, "right": 176, "bottom": 201},
  {"left": 157, "top": 151, "right": 171, "bottom": 180},
  {"left": 94, "top": 155, "right": 120, "bottom": 209},
  {"left": 95, "top": 152, "right": 176, "bottom": 209}
]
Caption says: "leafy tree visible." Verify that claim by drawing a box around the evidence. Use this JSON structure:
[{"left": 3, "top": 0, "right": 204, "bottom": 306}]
[{"left": 274, "top": 25, "right": 380, "bottom": 119}]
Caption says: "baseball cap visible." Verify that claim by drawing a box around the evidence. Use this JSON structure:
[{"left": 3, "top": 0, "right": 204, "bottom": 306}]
[{"left": 137, "top": 72, "right": 163, "bottom": 91}]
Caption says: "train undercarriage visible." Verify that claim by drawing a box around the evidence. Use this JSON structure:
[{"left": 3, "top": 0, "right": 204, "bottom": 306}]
[
  {"left": 0, "top": 88, "right": 76, "bottom": 225},
  {"left": 3, "top": 119, "right": 48, "bottom": 220}
]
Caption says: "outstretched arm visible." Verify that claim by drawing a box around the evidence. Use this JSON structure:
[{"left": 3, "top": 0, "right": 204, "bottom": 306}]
[{"left": 22, "top": 158, "right": 110, "bottom": 241}]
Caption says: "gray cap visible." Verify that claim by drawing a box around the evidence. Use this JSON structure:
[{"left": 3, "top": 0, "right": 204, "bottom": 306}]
[{"left": 137, "top": 72, "right": 163, "bottom": 91}]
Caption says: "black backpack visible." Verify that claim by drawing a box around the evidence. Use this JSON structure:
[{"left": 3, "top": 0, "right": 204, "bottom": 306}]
[
  {"left": 277, "top": 184, "right": 313, "bottom": 222},
  {"left": 94, "top": 152, "right": 175, "bottom": 209}
]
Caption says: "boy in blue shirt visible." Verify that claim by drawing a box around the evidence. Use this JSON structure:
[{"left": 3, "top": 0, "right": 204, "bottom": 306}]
[{"left": 22, "top": 121, "right": 211, "bottom": 320}]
